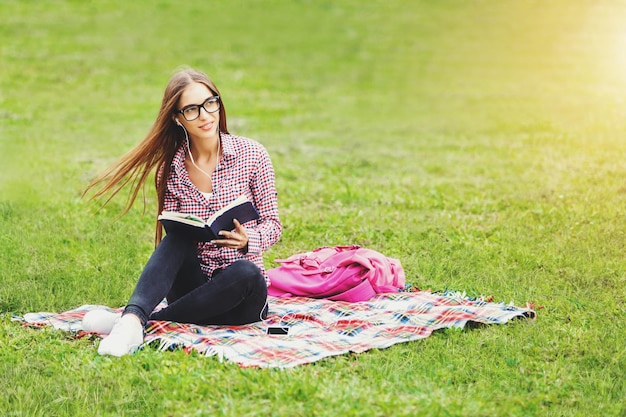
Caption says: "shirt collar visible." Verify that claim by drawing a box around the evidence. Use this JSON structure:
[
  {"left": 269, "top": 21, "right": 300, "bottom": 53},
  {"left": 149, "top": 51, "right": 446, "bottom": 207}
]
[{"left": 220, "top": 133, "right": 237, "bottom": 161}]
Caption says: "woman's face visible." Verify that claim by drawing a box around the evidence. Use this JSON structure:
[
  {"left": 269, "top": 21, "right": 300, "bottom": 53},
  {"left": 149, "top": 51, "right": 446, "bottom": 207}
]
[{"left": 176, "top": 82, "right": 220, "bottom": 141}]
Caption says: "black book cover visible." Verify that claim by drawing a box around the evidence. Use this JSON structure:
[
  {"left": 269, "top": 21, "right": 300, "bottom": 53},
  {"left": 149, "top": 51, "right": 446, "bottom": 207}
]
[{"left": 158, "top": 197, "right": 260, "bottom": 242}]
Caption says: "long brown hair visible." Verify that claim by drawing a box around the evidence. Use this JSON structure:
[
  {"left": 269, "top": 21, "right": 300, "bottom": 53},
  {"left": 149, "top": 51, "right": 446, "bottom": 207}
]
[{"left": 84, "top": 68, "right": 229, "bottom": 245}]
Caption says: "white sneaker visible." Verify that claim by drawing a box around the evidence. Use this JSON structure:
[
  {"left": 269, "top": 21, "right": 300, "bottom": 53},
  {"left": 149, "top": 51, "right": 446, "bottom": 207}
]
[
  {"left": 97, "top": 314, "right": 144, "bottom": 357},
  {"left": 82, "top": 310, "right": 122, "bottom": 334}
]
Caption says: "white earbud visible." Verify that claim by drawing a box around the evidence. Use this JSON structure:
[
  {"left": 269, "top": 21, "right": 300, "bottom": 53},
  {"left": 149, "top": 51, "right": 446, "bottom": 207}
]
[{"left": 175, "top": 118, "right": 182, "bottom": 127}]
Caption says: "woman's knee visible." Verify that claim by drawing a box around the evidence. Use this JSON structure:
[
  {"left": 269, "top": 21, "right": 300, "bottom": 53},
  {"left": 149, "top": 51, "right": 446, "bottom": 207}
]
[
  {"left": 232, "top": 259, "right": 263, "bottom": 277},
  {"left": 158, "top": 234, "right": 196, "bottom": 253},
  {"left": 144, "top": 234, "right": 198, "bottom": 274},
  {"left": 228, "top": 260, "right": 265, "bottom": 287}
]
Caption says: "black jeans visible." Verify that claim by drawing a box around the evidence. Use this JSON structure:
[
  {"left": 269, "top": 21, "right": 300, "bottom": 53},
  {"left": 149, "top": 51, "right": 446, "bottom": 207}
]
[{"left": 123, "top": 234, "right": 268, "bottom": 326}]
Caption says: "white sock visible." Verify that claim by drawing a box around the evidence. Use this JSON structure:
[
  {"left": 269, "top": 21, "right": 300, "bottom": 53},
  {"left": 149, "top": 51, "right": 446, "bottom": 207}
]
[
  {"left": 82, "top": 310, "right": 122, "bottom": 334},
  {"left": 97, "top": 314, "right": 144, "bottom": 357}
]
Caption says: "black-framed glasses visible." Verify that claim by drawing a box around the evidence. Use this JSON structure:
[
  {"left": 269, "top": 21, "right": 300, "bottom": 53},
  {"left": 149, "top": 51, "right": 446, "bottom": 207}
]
[{"left": 177, "top": 95, "right": 220, "bottom": 121}]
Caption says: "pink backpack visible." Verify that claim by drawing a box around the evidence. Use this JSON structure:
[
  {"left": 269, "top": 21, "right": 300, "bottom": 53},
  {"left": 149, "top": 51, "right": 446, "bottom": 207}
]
[{"left": 267, "top": 245, "right": 406, "bottom": 302}]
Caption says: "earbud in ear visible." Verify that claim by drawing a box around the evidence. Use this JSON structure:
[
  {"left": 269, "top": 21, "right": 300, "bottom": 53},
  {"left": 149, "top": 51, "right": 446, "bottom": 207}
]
[{"left": 175, "top": 119, "right": 182, "bottom": 127}]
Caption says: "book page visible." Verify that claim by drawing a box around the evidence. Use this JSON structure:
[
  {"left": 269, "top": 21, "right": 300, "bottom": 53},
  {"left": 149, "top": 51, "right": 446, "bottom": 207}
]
[{"left": 159, "top": 212, "right": 206, "bottom": 226}]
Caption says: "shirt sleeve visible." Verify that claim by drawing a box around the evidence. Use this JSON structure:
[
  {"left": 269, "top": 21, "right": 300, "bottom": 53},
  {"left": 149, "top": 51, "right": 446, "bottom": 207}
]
[{"left": 245, "top": 145, "right": 282, "bottom": 255}]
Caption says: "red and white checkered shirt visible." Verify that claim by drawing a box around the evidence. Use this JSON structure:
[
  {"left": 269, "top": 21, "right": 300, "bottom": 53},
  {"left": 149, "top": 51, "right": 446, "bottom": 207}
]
[{"left": 164, "top": 133, "right": 282, "bottom": 284}]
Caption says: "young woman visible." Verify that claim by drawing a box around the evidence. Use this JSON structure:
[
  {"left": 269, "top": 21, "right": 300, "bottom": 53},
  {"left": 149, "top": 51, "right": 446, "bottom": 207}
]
[{"left": 83, "top": 68, "right": 282, "bottom": 356}]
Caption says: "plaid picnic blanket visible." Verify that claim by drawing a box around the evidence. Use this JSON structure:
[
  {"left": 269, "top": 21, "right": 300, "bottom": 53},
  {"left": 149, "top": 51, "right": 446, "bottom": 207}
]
[{"left": 14, "top": 290, "right": 535, "bottom": 368}]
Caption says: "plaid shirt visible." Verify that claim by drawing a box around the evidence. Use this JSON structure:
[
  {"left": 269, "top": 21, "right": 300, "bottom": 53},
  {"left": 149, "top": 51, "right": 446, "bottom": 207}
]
[{"left": 164, "top": 133, "right": 282, "bottom": 284}]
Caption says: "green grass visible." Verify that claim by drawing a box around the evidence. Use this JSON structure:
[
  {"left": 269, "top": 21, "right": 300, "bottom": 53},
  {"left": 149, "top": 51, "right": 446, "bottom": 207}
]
[{"left": 1, "top": 0, "right": 626, "bottom": 415}]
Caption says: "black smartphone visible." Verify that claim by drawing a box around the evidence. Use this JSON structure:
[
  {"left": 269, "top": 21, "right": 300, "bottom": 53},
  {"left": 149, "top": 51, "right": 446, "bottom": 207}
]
[{"left": 266, "top": 326, "right": 289, "bottom": 335}]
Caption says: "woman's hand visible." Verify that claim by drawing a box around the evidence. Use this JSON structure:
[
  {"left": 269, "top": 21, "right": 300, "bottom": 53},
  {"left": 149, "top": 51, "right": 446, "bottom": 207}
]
[{"left": 213, "top": 219, "right": 249, "bottom": 251}]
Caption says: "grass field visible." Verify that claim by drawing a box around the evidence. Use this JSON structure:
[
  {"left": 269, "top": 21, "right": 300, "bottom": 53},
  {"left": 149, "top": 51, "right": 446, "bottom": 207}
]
[{"left": 1, "top": 0, "right": 626, "bottom": 416}]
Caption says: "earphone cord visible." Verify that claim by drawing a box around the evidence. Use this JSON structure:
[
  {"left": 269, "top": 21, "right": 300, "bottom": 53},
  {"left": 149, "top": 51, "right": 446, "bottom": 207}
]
[
  {"left": 181, "top": 124, "right": 220, "bottom": 180},
  {"left": 260, "top": 299, "right": 269, "bottom": 322}
]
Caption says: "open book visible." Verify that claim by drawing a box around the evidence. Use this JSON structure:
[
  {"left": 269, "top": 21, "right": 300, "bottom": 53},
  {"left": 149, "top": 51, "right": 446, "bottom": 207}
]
[{"left": 158, "top": 195, "right": 260, "bottom": 242}]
